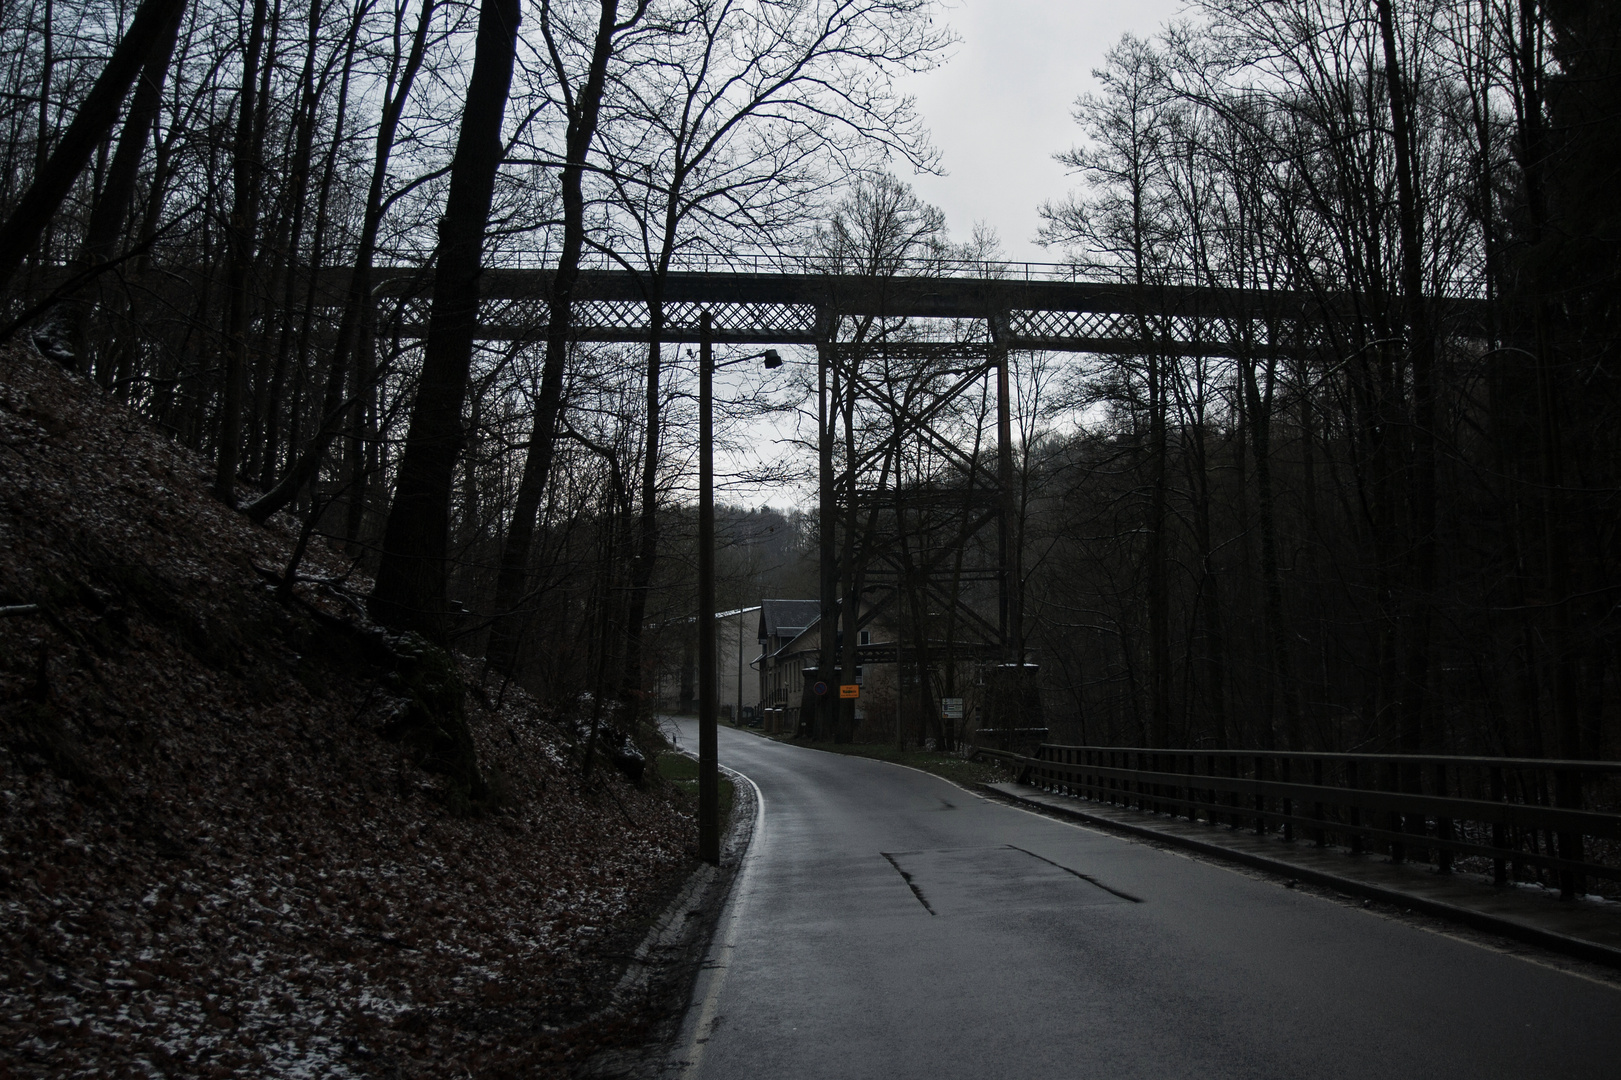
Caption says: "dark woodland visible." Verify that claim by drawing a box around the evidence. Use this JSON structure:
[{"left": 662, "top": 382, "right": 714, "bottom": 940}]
[
  {"left": 2, "top": 0, "right": 1617, "bottom": 760},
  {"left": 4, "top": 0, "right": 1621, "bottom": 1074}
]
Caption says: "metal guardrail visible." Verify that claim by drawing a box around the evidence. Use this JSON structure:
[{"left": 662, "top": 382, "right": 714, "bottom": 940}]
[{"left": 973, "top": 745, "right": 1621, "bottom": 897}]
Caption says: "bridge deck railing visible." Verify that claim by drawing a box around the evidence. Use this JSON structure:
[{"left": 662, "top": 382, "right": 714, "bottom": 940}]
[
  {"left": 972, "top": 744, "right": 1621, "bottom": 894},
  {"left": 570, "top": 252, "right": 1490, "bottom": 295},
  {"left": 533, "top": 252, "right": 1493, "bottom": 294}
]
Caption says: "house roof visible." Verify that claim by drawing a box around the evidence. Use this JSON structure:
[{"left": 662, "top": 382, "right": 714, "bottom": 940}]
[{"left": 758, "top": 599, "right": 821, "bottom": 642}]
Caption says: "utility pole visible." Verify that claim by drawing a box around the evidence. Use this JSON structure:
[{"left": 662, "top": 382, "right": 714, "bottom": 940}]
[
  {"left": 697, "top": 314, "right": 779, "bottom": 863},
  {"left": 698, "top": 310, "right": 719, "bottom": 864}
]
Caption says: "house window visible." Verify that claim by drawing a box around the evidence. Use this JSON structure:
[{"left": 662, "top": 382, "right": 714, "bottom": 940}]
[{"left": 859, "top": 630, "right": 870, "bottom": 645}]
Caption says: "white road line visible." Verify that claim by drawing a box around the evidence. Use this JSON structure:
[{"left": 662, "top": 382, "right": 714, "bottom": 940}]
[{"left": 675, "top": 762, "right": 766, "bottom": 1077}]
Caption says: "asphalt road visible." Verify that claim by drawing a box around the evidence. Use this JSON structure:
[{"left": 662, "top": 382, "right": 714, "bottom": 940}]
[{"left": 667, "top": 720, "right": 1621, "bottom": 1080}]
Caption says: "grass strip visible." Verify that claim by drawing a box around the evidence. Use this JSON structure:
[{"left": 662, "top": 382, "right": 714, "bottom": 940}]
[{"left": 655, "top": 752, "right": 735, "bottom": 821}]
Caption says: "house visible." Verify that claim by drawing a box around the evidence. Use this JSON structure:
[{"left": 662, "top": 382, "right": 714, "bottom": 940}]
[
  {"left": 754, "top": 599, "right": 820, "bottom": 733},
  {"left": 654, "top": 606, "right": 759, "bottom": 720},
  {"left": 761, "top": 604, "right": 893, "bottom": 737},
  {"left": 754, "top": 598, "right": 1013, "bottom": 746}
]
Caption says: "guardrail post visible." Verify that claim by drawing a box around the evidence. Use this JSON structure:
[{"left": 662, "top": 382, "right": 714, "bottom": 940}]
[
  {"left": 1556, "top": 766, "right": 1584, "bottom": 901},
  {"left": 1312, "top": 757, "right": 1326, "bottom": 847},
  {"left": 1347, "top": 759, "right": 1364, "bottom": 855},
  {"left": 1435, "top": 762, "right": 1454, "bottom": 874},
  {"left": 1184, "top": 753, "right": 1197, "bottom": 821},
  {"left": 1200, "top": 754, "right": 1210, "bottom": 822},
  {"left": 1174, "top": 752, "right": 1182, "bottom": 820},
  {"left": 1387, "top": 760, "right": 1406, "bottom": 864},
  {"left": 1281, "top": 757, "right": 1294, "bottom": 842},
  {"left": 1254, "top": 755, "right": 1266, "bottom": 836},
  {"left": 1491, "top": 766, "right": 1507, "bottom": 886},
  {"left": 1173, "top": 751, "right": 1182, "bottom": 819},
  {"left": 1205, "top": 753, "right": 1216, "bottom": 826},
  {"left": 1174, "top": 752, "right": 1184, "bottom": 819},
  {"left": 1229, "top": 753, "right": 1240, "bottom": 830}
]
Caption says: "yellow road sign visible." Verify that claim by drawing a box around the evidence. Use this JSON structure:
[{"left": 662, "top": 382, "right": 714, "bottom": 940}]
[{"left": 839, "top": 684, "right": 860, "bottom": 699}]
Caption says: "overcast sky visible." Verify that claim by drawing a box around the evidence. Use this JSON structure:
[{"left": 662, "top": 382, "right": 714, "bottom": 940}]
[
  {"left": 720, "top": 1, "right": 1192, "bottom": 507},
  {"left": 895, "top": 0, "right": 1187, "bottom": 263}
]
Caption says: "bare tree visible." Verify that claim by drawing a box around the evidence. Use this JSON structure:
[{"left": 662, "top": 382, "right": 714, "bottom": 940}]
[
  {"left": 0, "top": 0, "right": 189, "bottom": 295},
  {"left": 483, "top": 0, "right": 651, "bottom": 675},
  {"left": 369, "top": 0, "right": 523, "bottom": 639}
]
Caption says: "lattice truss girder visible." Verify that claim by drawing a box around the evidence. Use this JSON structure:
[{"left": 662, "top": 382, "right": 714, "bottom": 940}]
[
  {"left": 392, "top": 297, "right": 823, "bottom": 344},
  {"left": 1007, "top": 309, "right": 1332, "bottom": 356},
  {"left": 353, "top": 266, "right": 1491, "bottom": 352},
  {"left": 383, "top": 297, "right": 1332, "bottom": 355}
]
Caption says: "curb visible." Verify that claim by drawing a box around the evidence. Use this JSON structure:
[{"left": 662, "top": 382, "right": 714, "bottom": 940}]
[
  {"left": 612, "top": 761, "right": 759, "bottom": 1006},
  {"left": 576, "top": 760, "right": 759, "bottom": 1078},
  {"left": 979, "top": 783, "right": 1621, "bottom": 972}
]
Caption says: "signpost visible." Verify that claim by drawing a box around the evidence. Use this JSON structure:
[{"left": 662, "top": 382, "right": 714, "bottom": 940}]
[
  {"left": 812, "top": 680, "right": 828, "bottom": 696},
  {"left": 840, "top": 684, "right": 860, "bottom": 700},
  {"left": 941, "top": 697, "right": 963, "bottom": 719}
]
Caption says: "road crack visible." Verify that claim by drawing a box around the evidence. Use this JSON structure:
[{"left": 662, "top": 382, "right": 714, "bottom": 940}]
[
  {"left": 1005, "top": 844, "right": 1143, "bottom": 902},
  {"left": 880, "top": 852, "right": 937, "bottom": 915}
]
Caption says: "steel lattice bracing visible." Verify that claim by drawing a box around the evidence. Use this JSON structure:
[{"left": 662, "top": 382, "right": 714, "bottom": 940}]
[
  {"left": 365, "top": 267, "right": 1490, "bottom": 352},
  {"left": 362, "top": 264, "right": 1485, "bottom": 740}
]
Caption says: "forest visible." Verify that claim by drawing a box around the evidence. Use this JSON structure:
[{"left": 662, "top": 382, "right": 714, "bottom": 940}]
[
  {"left": 0, "top": 0, "right": 1616, "bottom": 767},
  {"left": 1021, "top": 0, "right": 1618, "bottom": 764}
]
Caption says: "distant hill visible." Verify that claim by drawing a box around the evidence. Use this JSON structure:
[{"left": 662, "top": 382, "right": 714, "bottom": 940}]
[{"left": 0, "top": 342, "right": 696, "bottom": 1077}]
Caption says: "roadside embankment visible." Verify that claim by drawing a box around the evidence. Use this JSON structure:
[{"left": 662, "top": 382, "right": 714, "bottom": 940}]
[{"left": 0, "top": 342, "right": 701, "bottom": 1078}]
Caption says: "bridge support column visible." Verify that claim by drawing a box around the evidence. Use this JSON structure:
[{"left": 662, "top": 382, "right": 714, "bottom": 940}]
[
  {"left": 816, "top": 308, "right": 838, "bottom": 741},
  {"left": 991, "top": 312, "right": 1018, "bottom": 662}
]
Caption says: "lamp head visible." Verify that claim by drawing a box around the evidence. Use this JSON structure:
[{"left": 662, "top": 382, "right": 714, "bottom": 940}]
[{"left": 762, "top": 349, "right": 783, "bottom": 369}]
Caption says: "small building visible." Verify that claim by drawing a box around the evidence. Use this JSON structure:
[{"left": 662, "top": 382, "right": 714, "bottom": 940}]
[
  {"left": 721, "top": 596, "right": 1019, "bottom": 746},
  {"left": 754, "top": 599, "right": 1011, "bottom": 746},
  {"left": 754, "top": 599, "right": 820, "bottom": 733},
  {"left": 655, "top": 606, "right": 759, "bottom": 721}
]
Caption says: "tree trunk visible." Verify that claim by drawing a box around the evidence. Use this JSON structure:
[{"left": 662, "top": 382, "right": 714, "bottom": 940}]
[
  {"left": 485, "top": 0, "right": 629, "bottom": 674},
  {"left": 244, "top": 0, "right": 285, "bottom": 477},
  {"left": 283, "top": 3, "right": 361, "bottom": 485},
  {"left": 1241, "top": 338, "right": 1302, "bottom": 749},
  {"left": 258, "top": 0, "right": 325, "bottom": 488},
  {"left": 619, "top": 293, "right": 666, "bottom": 710},
  {"left": 369, "top": 0, "right": 521, "bottom": 640},
  {"left": 213, "top": 0, "right": 271, "bottom": 504},
  {"left": 1147, "top": 347, "right": 1171, "bottom": 748},
  {"left": 55, "top": 1, "right": 183, "bottom": 378},
  {"left": 1375, "top": 0, "right": 1437, "bottom": 759},
  {"left": 246, "top": 0, "right": 436, "bottom": 524},
  {"left": 837, "top": 354, "right": 860, "bottom": 744}
]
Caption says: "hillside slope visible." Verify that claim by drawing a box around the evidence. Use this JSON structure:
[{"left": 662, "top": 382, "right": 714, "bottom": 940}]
[{"left": 0, "top": 342, "right": 695, "bottom": 1078}]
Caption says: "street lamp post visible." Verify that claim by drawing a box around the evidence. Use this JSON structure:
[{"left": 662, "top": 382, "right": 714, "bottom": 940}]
[{"left": 697, "top": 308, "right": 780, "bottom": 864}]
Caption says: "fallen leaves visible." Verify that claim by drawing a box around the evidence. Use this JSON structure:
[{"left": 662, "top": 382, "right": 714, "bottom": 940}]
[{"left": 0, "top": 343, "right": 695, "bottom": 1078}]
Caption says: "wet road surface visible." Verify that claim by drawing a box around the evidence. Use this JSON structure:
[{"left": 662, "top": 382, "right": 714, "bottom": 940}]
[{"left": 668, "top": 720, "right": 1621, "bottom": 1079}]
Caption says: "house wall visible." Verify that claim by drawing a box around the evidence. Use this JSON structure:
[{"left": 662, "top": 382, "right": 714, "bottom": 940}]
[{"left": 654, "top": 610, "right": 756, "bottom": 719}]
